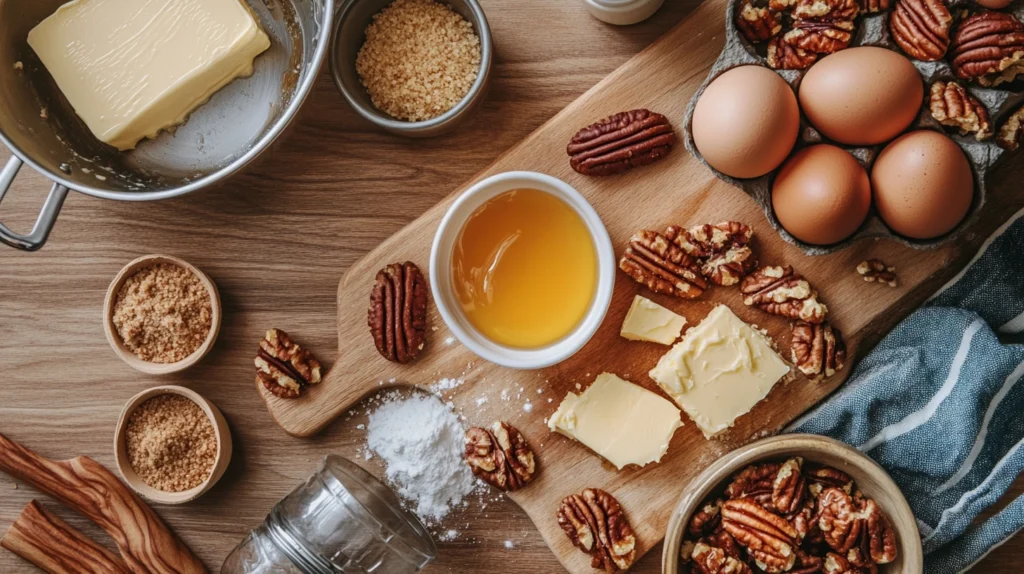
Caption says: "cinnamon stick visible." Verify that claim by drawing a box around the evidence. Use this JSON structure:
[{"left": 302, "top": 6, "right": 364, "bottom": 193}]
[
  {"left": 0, "top": 433, "right": 206, "bottom": 574},
  {"left": 2, "top": 500, "right": 130, "bottom": 574}
]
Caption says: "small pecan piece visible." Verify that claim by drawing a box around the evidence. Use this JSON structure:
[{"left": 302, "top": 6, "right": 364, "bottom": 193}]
[
  {"left": 767, "top": 36, "right": 819, "bottom": 69},
  {"left": 951, "top": 12, "right": 1024, "bottom": 87},
  {"left": 368, "top": 262, "right": 428, "bottom": 364},
  {"left": 741, "top": 265, "right": 828, "bottom": 324},
  {"left": 620, "top": 229, "right": 708, "bottom": 299},
  {"left": 858, "top": 0, "right": 890, "bottom": 14},
  {"left": 823, "top": 552, "right": 875, "bottom": 573},
  {"left": 688, "top": 499, "right": 725, "bottom": 538},
  {"left": 726, "top": 463, "right": 781, "bottom": 507},
  {"left": 856, "top": 259, "right": 898, "bottom": 287},
  {"left": 772, "top": 457, "right": 807, "bottom": 515},
  {"left": 889, "top": 0, "right": 951, "bottom": 61},
  {"left": 722, "top": 498, "right": 799, "bottom": 573},
  {"left": 929, "top": 81, "right": 993, "bottom": 141},
  {"left": 465, "top": 421, "right": 536, "bottom": 492},
  {"left": 784, "top": 19, "right": 856, "bottom": 54},
  {"left": 567, "top": 109, "right": 676, "bottom": 176},
  {"left": 998, "top": 106, "right": 1024, "bottom": 151},
  {"left": 668, "top": 222, "right": 757, "bottom": 287},
  {"left": 558, "top": 489, "right": 637, "bottom": 572},
  {"left": 793, "top": 0, "right": 859, "bottom": 19},
  {"left": 791, "top": 321, "right": 847, "bottom": 379},
  {"left": 691, "top": 541, "right": 753, "bottom": 574},
  {"left": 737, "top": 1, "right": 783, "bottom": 43},
  {"left": 255, "top": 329, "right": 322, "bottom": 399},
  {"left": 792, "top": 550, "right": 825, "bottom": 574}
]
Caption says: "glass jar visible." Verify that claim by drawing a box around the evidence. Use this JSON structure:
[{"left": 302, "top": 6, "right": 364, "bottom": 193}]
[{"left": 222, "top": 455, "right": 436, "bottom": 574}]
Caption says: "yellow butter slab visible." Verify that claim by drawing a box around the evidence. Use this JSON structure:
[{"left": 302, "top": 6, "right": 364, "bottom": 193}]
[{"left": 620, "top": 294, "right": 687, "bottom": 345}]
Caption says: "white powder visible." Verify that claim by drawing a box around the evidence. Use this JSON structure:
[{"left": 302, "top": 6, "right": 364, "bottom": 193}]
[
  {"left": 523, "top": 401, "right": 533, "bottom": 413},
  {"left": 504, "top": 540, "right": 515, "bottom": 549},
  {"left": 430, "top": 377, "right": 463, "bottom": 394},
  {"left": 366, "top": 393, "right": 476, "bottom": 523}
]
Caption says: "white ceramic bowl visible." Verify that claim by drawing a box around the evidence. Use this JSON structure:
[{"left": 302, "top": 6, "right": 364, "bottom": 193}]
[{"left": 430, "top": 171, "right": 615, "bottom": 370}]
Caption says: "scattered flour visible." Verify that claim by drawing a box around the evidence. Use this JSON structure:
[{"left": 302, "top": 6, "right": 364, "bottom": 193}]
[
  {"left": 430, "top": 377, "right": 464, "bottom": 394},
  {"left": 504, "top": 540, "right": 515, "bottom": 549},
  {"left": 366, "top": 393, "right": 476, "bottom": 524},
  {"left": 523, "top": 401, "right": 533, "bottom": 413}
]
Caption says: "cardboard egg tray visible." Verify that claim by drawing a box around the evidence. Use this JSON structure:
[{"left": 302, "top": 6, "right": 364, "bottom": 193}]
[{"left": 683, "top": 0, "right": 1024, "bottom": 255}]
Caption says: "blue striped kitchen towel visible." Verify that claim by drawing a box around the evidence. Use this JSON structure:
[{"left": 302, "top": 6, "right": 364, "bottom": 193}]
[{"left": 789, "top": 207, "right": 1024, "bottom": 574}]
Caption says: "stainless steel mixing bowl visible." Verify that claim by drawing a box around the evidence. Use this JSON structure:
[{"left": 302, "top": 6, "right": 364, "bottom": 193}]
[{"left": 0, "top": 0, "right": 334, "bottom": 251}]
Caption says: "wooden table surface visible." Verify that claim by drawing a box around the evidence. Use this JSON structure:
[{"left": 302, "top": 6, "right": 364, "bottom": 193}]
[{"left": 1, "top": 1, "right": 1022, "bottom": 572}]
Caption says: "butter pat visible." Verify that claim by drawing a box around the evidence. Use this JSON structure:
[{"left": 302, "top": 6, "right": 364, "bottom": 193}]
[
  {"left": 28, "top": 0, "right": 271, "bottom": 151},
  {"left": 548, "top": 373, "right": 682, "bottom": 469},
  {"left": 649, "top": 305, "right": 790, "bottom": 438},
  {"left": 620, "top": 295, "right": 686, "bottom": 345}
]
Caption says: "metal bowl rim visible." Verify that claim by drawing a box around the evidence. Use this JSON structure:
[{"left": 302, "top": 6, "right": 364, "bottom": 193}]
[
  {"left": 329, "top": 0, "right": 493, "bottom": 133},
  {"left": 0, "top": 0, "right": 336, "bottom": 202}
]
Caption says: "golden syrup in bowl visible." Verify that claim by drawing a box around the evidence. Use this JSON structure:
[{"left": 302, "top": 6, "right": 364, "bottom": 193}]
[{"left": 451, "top": 188, "right": 598, "bottom": 349}]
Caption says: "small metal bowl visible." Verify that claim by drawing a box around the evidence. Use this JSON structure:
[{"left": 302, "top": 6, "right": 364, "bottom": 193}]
[{"left": 330, "top": 0, "right": 493, "bottom": 138}]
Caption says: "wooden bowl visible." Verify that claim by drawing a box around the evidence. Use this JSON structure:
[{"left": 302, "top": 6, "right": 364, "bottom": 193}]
[
  {"left": 114, "top": 385, "right": 232, "bottom": 505},
  {"left": 662, "top": 434, "right": 923, "bottom": 573},
  {"left": 103, "top": 254, "right": 222, "bottom": 375}
]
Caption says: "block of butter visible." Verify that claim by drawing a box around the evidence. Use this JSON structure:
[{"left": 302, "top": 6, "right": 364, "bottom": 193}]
[
  {"left": 649, "top": 305, "right": 790, "bottom": 438},
  {"left": 548, "top": 372, "right": 682, "bottom": 470},
  {"left": 28, "top": 0, "right": 271, "bottom": 151},
  {"left": 620, "top": 295, "right": 686, "bottom": 345}
]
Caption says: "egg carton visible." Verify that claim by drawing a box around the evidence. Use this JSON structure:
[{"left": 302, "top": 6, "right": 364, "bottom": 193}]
[{"left": 683, "top": 0, "right": 1024, "bottom": 255}]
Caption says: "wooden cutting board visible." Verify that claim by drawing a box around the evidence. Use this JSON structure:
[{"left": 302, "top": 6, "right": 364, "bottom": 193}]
[{"left": 259, "top": 0, "right": 983, "bottom": 570}]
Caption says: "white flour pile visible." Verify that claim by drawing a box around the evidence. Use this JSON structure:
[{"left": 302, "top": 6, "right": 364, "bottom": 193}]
[{"left": 366, "top": 392, "right": 477, "bottom": 523}]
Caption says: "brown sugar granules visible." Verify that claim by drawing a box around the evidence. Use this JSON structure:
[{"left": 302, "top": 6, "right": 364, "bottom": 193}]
[
  {"left": 126, "top": 394, "right": 217, "bottom": 492},
  {"left": 355, "top": 0, "right": 482, "bottom": 122},
  {"left": 112, "top": 263, "right": 212, "bottom": 363}
]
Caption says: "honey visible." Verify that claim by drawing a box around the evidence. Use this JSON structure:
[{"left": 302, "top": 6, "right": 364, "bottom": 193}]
[{"left": 452, "top": 188, "right": 598, "bottom": 348}]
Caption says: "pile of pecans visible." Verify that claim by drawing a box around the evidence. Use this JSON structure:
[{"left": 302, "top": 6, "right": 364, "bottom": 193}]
[
  {"left": 735, "top": 0, "right": 865, "bottom": 70},
  {"left": 679, "top": 457, "right": 898, "bottom": 574}
]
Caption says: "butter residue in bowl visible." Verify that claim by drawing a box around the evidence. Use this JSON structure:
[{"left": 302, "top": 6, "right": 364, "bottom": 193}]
[{"left": 27, "top": 0, "right": 271, "bottom": 151}]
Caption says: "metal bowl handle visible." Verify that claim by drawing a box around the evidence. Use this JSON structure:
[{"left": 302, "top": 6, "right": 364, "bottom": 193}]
[{"left": 0, "top": 155, "right": 69, "bottom": 251}]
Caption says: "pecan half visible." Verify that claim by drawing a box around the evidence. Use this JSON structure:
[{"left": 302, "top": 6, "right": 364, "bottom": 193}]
[
  {"left": 737, "top": 1, "right": 783, "bottom": 43},
  {"left": 668, "top": 222, "right": 757, "bottom": 286},
  {"left": 806, "top": 465, "right": 855, "bottom": 498},
  {"left": 817, "top": 489, "right": 897, "bottom": 566},
  {"left": 689, "top": 499, "right": 725, "bottom": 538},
  {"left": 998, "top": 106, "right": 1024, "bottom": 151},
  {"left": 722, "top": 498, "right": 799, "bottom": 573},
  {"left": 793, "top": 0, "right": 859, "bottom": 20},
  {"left": 859, "top": 0, "right": 890, "bottom": 14},
  {"left": 255, "top": 329, "right": 322, "bottom": 399},
  {"left": 557, "top": 489, "right": 637, "bottom": 572},
  {"left": 784, "top": 19, "right": 856, "bottom": 54},
  {"left": 620, "top": 229, "right": 708, "bottom": 299},
  {"left": 767, "top": 36, "right": 819, "bottom": 69},
  {"left": 823, "top": 552, "right": 874, "bottom": 573},
  {"left": 465, "top": 421, "right": 536, "bottom": 492},
  {"left": 929, "top": 81, "right": 993, "bottom": 141},
  {"left": 770, "top": 0, "right": 799, "bottom": 11},
  {"left": 368, "top": 262, "right": 428, "bottom": 364},
  {"left": 692, "top": 541, "right": 753, "bottom": 574},
  {"left": 567, "top": 109, "right": 676, "bottom": 176},
  {"left": 855, "top": 259, "right": 898, "bottom": 287},
  {"left": 792, "top": 550, "right": 825, "bottom": 574},
  {"left": 951, "top": 12, "right": 1024, "bottom": 87},
  {"left": 889, "top": 0, "right": 951, "bottom": 61},
  {"left": 791, "top": 321, "right": 847, "bottom": 379},
  {"left": 773, "top": 457, "right": 807, "bottom": 515},
  {"left": 726, "top": 463, "right": 782, "bottom": 507},
  {"left": 741, "top": 266, "right": 828, "bottom": 324}
]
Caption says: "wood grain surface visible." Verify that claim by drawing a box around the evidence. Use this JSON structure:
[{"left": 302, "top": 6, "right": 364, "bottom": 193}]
[
  {"left": 1, "top": 1, "right": 1022, "bottom": 572},
  {"left": 1, "top": 500, "right": 130, "bottom": 574}
]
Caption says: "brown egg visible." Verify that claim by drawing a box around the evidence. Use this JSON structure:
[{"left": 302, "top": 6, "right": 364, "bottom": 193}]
[
  {"left": 799, "top": 47, "right": 923, "bottom": 146},
  {"left": 872, "top": 130, "right": 974, "bottom": 240},
  {"left": 692, "top": 66, "right": 800, "bottom": 179},
  {"left": 975, "top": 0, "right": 1013, "bottom": 8},
  {"left": 772, "top": 145, "right": 872, "bottom": 245}
]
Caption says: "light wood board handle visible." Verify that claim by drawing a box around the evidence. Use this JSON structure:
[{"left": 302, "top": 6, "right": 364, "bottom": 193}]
[
  {"left": 2, "top": 500, "right": 130, "bottom": 574},
  {"left": 0, "top": 434, "right": 207, "bottom": 574}
]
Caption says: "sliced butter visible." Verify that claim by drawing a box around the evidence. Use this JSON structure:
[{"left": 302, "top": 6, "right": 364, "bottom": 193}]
[
  {"left": 28, "top": 0, "right": 271, "bottom": 151},
  {"left": 548, "top": 372, "right": 682, "bottom": 470},
  {"left": 649, "top": 305, "right": 790, "bottom": 438},
  {"left": 620, "top": 295, "right": 687, "bottom": 345}
]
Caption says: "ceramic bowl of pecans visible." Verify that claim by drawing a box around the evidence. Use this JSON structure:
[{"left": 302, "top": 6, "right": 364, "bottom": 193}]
[
  {"left": 684, "top": 0, "right": 1024, "bottom": 255},
  {"left": 662, "top": 434, "right": 923, "bottom": 574}
]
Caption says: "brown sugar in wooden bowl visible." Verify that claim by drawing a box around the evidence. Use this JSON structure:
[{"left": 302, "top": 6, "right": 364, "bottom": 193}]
[
  {"left": 103, "top": 254, "right": 222, "bottom": 375},
  {"left": 662, "top": 434, "right": 923, "bottom": 573},
  {"left": 114, "top": 385, "right": 232, "bottom": 505}
]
